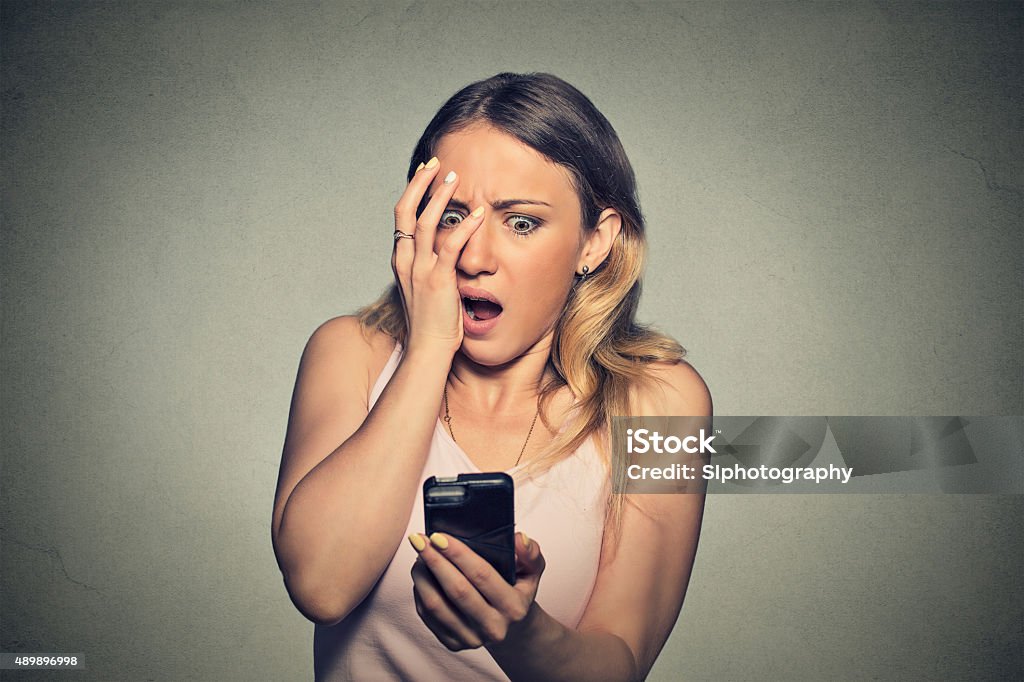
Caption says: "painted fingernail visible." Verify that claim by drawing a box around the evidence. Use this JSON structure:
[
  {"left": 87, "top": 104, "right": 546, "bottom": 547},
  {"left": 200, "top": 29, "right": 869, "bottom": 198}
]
[
  {"left": 471, "top": 205, "right": 485, "bottom": 218},
  {"left": 520, "top": 532, "right": 531, "bottom": 549},
  {"left": 415, "top": 162, "right": 425, "bottom": 172},
  {"left": 408, "top": 534, "right": 426, "bottom": 552},
  {"left": 443, "top": 171, "right": 457, "bottom": 185},
  {"left": 429, "top": 532, "right": 449, "bottom": 550},
  {"left": 424, "top": 157, "right": 439, "bottom": 170}
]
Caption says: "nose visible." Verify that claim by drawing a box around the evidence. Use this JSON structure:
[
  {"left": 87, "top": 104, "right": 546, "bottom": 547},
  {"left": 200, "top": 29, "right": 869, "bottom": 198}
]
[{"left": 456, "top": 214, "right": 497, "bottom": 277}]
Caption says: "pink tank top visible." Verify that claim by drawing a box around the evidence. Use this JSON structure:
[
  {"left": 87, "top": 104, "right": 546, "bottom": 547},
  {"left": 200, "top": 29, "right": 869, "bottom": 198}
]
[{"left": 313, "top": 342, "right": 609, "bottom": 681}]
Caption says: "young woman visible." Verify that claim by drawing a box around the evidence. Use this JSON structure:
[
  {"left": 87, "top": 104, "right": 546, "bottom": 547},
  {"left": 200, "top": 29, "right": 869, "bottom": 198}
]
[{"left": 272, "top": 73, "right": 711, "bottom": 681}]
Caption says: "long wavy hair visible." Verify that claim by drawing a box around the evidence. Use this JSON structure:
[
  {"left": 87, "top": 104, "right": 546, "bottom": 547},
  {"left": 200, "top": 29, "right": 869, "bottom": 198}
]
[{"left": 356, "top": 72, "right": 686, "bottom": 527}]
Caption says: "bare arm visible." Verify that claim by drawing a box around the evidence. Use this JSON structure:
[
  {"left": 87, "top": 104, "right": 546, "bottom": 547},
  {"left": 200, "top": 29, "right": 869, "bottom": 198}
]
[
  {"left": 271, "top": 316, "right": 451, "bottom": 625},
  {"left": 271, "top": 158, "right": 485, "bottom": 625}
]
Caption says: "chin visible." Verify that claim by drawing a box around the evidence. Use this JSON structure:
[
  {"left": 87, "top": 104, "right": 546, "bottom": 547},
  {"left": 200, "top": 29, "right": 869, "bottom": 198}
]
[
  {"left": 458, "top": 338, "right": 513, "bottom": 367},
  {"left": 459, "top": 333, "right": 552, "bottom": 369}
]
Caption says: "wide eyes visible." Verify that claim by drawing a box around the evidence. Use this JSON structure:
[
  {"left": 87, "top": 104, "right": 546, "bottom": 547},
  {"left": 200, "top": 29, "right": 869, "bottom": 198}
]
[
  {"left": 508, "top": 216, "right": 538, "bottom": 235},
  {"left": 438, "top": 209, "right": 541, "bottom": 238},
  {"left": 439, "top": 209, "right": 463, "bottom": 228}
]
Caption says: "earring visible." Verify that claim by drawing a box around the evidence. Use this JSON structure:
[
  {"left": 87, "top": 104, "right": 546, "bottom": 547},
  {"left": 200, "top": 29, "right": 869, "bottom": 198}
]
[{"left": 577, "top": 265, "right": 590, "bottom": 282}]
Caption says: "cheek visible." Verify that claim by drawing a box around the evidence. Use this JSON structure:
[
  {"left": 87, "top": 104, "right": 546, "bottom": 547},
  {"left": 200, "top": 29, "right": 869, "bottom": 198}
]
[
  {"left": 533, "top": 236, "right": 578, "bottom": 281},
  {"left": 516, "top": 260, "right": 575, "bottom": 316}
]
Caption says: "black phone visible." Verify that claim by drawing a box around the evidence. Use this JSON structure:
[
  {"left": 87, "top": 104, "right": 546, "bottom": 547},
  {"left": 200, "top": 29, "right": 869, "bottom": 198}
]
[{"left": 423, "top": 472, "right": 516, "bottom": 584}]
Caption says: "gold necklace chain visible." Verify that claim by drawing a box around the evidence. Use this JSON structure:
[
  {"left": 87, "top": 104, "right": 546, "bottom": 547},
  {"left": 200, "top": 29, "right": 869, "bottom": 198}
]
[{"left": 443, "top": 383, "right": 541, "bottom": 468}]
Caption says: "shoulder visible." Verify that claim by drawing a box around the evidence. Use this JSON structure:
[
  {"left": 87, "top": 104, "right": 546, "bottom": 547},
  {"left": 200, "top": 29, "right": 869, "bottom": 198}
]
[
  {"left": 301, "top": 316, "right": 397, "bottom": 389},
  {"left": 304, "top": 315, "right": 391, "bottom": 358},
  {"left": 630, "top": 360, "right": 712, "bottom": 418}
]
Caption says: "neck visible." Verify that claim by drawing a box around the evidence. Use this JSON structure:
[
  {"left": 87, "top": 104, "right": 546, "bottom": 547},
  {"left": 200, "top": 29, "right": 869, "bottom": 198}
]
[{"left": 447, "top": 339, "right": 554, "bottom": 415}]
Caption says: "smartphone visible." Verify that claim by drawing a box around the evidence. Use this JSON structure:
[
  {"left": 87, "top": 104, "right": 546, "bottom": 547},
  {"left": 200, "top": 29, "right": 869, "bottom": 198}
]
[{"left": 423, "top": 472, "right": 516, "bottom": 584}]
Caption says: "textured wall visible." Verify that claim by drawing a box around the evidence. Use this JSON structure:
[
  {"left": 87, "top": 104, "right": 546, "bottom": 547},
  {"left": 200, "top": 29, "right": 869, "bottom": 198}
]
[{"left": 2, "top": 2, "right": 1021, "bottom": 680}]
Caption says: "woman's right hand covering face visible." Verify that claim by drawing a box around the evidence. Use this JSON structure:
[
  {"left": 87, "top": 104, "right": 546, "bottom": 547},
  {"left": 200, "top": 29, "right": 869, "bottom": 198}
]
[{"left": 391, "top": 157, "right": 485, "bottom": 356}]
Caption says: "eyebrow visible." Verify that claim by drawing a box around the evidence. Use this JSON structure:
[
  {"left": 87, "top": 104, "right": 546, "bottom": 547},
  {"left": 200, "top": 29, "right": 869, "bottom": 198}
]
[{"left": 428, "top": 197, "right": 553, "bottom": 211}]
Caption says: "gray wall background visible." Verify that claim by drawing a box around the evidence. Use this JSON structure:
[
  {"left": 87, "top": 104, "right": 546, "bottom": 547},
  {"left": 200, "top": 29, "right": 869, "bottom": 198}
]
[{"left": 2, "top": 1, "right": 1021, "bottom": 680}]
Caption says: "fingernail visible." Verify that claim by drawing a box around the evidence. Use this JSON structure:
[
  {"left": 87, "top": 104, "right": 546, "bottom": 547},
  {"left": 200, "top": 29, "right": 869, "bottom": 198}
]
[
  {"left": 408, "top": 534, "right": 426, "bottom": 552},
  {"left": 471, "top": 205, "right": 485, "bottom": 218},
  {"left": 424, "top": 157, "right": 439, "bottom": 170},
  {"left": 415, "top": 162, "right": 425, "bottom": 172},
  {"left": 443, "top": 170, "right": 457, "bottom": 185},
  {"left": 429, "top": 532, "right": 449, "bottom": 550},
  {"left": 520, "top": 532, "right": 531, "bottom": 549}
]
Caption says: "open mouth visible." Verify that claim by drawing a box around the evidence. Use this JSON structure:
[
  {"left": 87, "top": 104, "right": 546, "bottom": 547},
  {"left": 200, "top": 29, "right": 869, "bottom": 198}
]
[{"left": 462, "top": 296, "right": 503, "bottom": 321}]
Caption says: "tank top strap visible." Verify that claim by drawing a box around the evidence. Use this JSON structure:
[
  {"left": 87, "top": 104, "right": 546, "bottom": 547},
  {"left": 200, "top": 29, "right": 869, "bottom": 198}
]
[{"left": 368, "top": 341, "right": 404, "bottom": 408}]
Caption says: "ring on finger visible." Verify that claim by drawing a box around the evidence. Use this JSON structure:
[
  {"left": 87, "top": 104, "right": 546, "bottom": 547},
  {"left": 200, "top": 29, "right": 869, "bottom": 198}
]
[{"left": 393, "top": 230, "right": 415, "bottom": 242}]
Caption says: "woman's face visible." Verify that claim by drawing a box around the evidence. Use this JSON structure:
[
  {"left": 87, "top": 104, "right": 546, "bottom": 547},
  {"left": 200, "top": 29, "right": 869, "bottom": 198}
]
[{"left": 429, "top": 124, "right": 585, "bottom": 367}]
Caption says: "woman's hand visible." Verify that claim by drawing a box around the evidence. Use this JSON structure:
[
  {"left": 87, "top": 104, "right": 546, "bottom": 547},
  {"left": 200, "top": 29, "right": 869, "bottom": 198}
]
[
  {"left": 409, "top": 531, "right": 545, "bottom": 651},
  {"left": 392, "top": 158, "right": 485, "bottom": 356}
]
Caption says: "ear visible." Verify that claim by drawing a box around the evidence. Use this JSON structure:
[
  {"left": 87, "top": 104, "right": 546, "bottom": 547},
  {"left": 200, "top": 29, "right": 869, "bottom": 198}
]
[{"left": 577, "top": 208, "right": 622, "bottom": 274}]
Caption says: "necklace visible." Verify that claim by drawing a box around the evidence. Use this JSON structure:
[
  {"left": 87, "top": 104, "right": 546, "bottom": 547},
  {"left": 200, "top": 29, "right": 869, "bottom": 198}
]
[{"left": 443, "top": 383, "right": 541, "bottom": 468}]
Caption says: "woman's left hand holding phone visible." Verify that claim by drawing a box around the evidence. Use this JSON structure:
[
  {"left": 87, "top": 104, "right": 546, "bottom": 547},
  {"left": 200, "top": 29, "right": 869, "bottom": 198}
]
[
  {"left": 409, "top": 531, "right": 545, "bottom": 651},
  {"left": 392, "top": 158, "right": 486, "bottom": 358}
]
